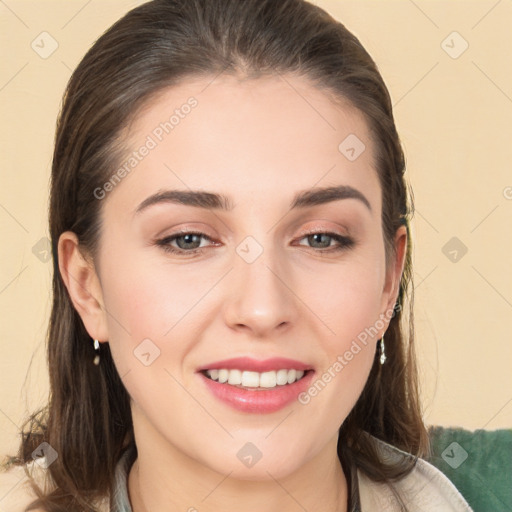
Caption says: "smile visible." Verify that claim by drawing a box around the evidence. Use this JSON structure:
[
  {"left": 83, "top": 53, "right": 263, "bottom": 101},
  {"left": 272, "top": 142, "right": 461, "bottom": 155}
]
[{"left": 197, "top": 357, "right": 316, "bottom": 414}]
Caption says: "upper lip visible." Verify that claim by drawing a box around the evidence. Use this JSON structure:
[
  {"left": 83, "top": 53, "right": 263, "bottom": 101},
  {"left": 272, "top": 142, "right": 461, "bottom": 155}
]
[{"left": 197, "top": 357, "right": 313, "bottom": 373}]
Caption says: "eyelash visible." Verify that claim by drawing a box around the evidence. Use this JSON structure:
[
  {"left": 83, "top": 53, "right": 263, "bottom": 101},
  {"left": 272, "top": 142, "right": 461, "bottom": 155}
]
[{"left": 155, "top": 229, "right": 355, "bottom": 256}]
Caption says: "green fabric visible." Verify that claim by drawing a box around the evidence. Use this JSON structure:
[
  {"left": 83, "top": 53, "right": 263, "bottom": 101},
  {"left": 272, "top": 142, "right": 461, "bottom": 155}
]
[{"left": 427, "top": 426, "right": 512, "bottom": 512}]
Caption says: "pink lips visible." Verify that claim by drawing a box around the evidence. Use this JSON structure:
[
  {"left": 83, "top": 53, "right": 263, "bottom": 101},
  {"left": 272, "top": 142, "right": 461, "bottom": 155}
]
[
  {"left": 197, "top": 356, "right": 312, "bottom": 373},
  {"left": 197, "top": 357, "right": 314, "bottom": 414}
]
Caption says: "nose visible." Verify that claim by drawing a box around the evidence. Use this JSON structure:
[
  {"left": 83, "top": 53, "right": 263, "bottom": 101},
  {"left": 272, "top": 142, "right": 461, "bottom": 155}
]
[{"left": 222, "top": 240, "right": 299, "bottom": 338}]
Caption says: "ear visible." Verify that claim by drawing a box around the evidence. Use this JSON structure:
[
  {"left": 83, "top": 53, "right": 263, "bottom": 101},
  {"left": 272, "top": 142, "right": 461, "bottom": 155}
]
[
  {"left": 380, "top": 225, "right": 407, "bottom": 329},
  {"left": 58, "top": 231, "right": 109, "bottom": 342}
]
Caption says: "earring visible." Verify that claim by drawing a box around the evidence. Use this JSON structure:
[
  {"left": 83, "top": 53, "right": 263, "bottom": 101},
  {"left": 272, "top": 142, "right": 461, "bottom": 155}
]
[
  {"left": 379, "top": 335, "right": 387, "bottom": 365},
  {"left": 93, "top": 339, "right": 101, "bottom": 365}
]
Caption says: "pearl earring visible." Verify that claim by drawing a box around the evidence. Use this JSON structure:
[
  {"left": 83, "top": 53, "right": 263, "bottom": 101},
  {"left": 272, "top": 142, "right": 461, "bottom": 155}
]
[{"left": 93, "top": 339, "right": 101, "bottom": 365}]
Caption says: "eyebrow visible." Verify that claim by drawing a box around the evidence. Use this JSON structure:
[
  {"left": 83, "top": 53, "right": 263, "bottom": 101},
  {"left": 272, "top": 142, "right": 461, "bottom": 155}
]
[{"left": 134, "top": 184, "right": 371, "bottom": 215}]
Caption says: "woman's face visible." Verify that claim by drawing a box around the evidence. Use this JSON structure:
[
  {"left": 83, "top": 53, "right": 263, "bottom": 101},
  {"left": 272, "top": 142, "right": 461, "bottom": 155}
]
[{"left": 68, "top": 74, "right": 405, "bottom": 479}]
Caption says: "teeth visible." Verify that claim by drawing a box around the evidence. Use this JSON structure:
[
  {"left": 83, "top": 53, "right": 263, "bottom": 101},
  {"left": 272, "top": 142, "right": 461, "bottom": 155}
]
[
  {"left": 276, "top": 369, "right": 288, "bottom": 385},
  {"left": 227, "top": 369, "right": 242, "bottom": 385},
  {"left": 260, "top": 371, "right": 276, "bottom": 388},
  {"left": 242, "top": 371, "right": 260, "bottom": 387},
  {"left": 205, "top": 368, "right": 306, "bottom": 388}
]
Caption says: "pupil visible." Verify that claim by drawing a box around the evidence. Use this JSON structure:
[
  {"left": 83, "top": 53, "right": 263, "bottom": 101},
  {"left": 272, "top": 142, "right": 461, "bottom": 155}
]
[
  {"left": 179, "top": 234, "right": 199, "bottom": 249},
  {"left": 310, "top": 234, "right": 329, "bottom": 248}
]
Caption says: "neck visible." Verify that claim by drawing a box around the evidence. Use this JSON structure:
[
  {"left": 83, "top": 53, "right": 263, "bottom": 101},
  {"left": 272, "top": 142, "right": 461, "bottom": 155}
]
[{"left": 127, "top": 405, "right": 348, "bottom": 512}]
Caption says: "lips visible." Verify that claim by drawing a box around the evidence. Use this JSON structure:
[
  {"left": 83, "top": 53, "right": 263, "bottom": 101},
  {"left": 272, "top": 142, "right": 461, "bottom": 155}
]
[
  {"left": 197, "top": 356, "right": 312, "bottom": 373},
  {"left": 197, "top": 357, "right": 315, "bottom": 413}
]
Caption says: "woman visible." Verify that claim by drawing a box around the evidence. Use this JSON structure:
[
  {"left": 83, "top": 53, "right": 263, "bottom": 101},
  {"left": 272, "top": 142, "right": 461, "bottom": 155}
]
[{"left": 1, "top": 0, "right": 473, "bottom": 510}]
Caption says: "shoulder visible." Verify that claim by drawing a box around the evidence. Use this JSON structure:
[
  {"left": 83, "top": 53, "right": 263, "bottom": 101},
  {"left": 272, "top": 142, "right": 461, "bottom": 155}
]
[{"left": 357, "top": 434, "right": 473, "bottom": 511}]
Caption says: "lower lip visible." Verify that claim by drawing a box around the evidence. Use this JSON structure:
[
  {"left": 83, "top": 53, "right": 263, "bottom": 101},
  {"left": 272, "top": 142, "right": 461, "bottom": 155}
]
[{"left": 198, "top": 370, "right": 315, "bottom": 413}]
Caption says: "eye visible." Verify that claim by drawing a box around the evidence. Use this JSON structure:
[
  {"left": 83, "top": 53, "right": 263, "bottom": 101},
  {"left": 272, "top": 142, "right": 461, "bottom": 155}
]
[
  {"left": 155, "top": 231, "right": 216, "bottom": 255},
  {"left": 155, "top": 230, "right": 355, "bottom": 256},
  {"left": 296, "top": 231, "right": 354, "bottom": 252}
]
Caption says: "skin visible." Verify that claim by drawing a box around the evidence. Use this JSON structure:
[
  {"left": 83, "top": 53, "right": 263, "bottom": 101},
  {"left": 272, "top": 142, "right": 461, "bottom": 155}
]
[{"left": 59, "top": 74, "right": 406, "bottom": 512}]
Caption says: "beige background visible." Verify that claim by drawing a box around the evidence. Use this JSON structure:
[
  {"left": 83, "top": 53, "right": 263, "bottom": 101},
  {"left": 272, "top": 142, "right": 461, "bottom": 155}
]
[{"left": 1, "top": 0, "right": 511, "bottom": 459}]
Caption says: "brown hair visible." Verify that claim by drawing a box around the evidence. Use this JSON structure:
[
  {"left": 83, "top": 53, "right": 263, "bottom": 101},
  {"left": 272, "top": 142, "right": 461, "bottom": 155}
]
[{"left": 5, "top": 0, "right": 428, "bottom": 509}]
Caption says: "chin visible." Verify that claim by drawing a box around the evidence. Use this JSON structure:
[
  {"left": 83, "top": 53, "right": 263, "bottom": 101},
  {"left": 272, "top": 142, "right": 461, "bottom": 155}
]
[{"left": 198, "top": 440, "right": 314, "bottom": 482}]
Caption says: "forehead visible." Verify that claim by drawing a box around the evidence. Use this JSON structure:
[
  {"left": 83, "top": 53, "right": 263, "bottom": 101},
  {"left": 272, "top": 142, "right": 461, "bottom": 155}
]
[{"left": 105, "top": 73, "right": 380, "bottom": 215}]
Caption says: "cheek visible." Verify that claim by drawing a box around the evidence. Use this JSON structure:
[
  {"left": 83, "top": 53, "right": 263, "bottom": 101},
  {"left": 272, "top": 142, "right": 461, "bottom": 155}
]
[
  {"left": 299, "top": 247, "right": 384, "bottom": 412},
  {"left": 100, "top": 250, "right": 208, "bottom": 342},
  {"left": 97, "top": 247, "right": 228, "bottom": 394},
  {"left": 307, "top": 253, "right": 385, "bottom": 348},
  {"left": 318, "top": 281, "right": 382, "bottom": 339},
  {"left": 298, "top": 284, "right": 379, "bottom": 441},
  {"left": 96, "top": 251, "right": 181, "bottom": 381}
]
